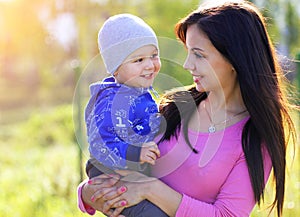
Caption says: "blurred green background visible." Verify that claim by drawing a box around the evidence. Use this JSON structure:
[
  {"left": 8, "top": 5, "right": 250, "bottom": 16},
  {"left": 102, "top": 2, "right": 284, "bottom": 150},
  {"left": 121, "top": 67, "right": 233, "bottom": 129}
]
[{"left": 0, "top": 0, "right": 299, "bottom": 216}]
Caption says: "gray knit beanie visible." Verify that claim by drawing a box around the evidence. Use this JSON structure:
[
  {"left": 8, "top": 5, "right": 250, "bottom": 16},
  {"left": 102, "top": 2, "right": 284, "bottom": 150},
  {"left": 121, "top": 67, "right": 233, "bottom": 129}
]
[{"left": 98, "top": 13, "right": 159, "bottom": 74}]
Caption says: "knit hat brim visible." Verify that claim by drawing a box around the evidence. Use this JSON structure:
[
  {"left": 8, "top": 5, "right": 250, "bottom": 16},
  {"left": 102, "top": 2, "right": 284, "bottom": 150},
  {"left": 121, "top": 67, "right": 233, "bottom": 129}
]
[{"left": 101, "top": 36, "right": 158, "bottom": 74}]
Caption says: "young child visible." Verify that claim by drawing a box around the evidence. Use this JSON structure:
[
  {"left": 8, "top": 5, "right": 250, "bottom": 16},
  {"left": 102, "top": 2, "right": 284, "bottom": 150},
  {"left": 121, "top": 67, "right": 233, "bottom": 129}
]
[{"left": 83, "top": 14, "right": 168, "bottom": 217}]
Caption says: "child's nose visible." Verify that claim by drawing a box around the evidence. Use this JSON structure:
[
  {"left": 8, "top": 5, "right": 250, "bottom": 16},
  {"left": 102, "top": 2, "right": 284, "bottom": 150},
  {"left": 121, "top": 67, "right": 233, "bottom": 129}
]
[{"left": 145, "top": 58, "right": 155, "bottom": 69}]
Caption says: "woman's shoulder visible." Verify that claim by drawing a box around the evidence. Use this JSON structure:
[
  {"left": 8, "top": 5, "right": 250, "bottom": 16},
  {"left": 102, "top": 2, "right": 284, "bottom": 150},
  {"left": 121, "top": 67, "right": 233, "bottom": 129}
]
[
  {"left": 222, "top": 116, "right": 250, "bottom": 148},
  {"left": 225, "top": 116, "right": 250, "bottom": 134}
]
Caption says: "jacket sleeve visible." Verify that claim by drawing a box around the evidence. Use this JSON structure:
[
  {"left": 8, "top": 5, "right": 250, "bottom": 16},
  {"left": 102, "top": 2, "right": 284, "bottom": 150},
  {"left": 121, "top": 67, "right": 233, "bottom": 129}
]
[
  {"left": 90, "top": 91, "right": 141, "bottom": 169},
  {"left": 175, "top": 150, "right": 272, "bottom": 217},
  {"left": 125, "top": 92, "right": 159, "bottom": 162}
]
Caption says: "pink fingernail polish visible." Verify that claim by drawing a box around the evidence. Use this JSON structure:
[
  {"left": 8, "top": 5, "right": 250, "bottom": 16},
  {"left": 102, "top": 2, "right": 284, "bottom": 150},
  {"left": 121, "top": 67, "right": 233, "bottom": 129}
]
[
  {"left": 120, "top": 186, "right": 126, "bottom": 192},
  {"left": 88, "top": 180, "right": 93, "bottom": 184},
  {"left": 121, "top": 201, "right": 127, "bottom": 206},
  {"left": 91, "top": 196, "right": 95, "bottom": 202}
]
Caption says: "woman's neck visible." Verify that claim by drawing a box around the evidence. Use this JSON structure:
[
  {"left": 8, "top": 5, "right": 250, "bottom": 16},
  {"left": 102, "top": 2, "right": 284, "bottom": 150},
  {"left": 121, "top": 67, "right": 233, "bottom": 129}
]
[{"left": 205, "top": 83, "right": 246, "bottom": 114}]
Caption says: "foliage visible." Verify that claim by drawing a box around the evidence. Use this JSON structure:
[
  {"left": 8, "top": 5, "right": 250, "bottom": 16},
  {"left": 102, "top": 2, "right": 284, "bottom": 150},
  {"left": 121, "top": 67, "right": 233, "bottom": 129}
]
[
  {"left": 285, "top": 1, "right": 300, "bottom": 55},
  {"left": 18, "top": 105, "right": 76, "bottom": 147},
  {"left": 0, "top": 104, "right": 108, "bottom": 217}
]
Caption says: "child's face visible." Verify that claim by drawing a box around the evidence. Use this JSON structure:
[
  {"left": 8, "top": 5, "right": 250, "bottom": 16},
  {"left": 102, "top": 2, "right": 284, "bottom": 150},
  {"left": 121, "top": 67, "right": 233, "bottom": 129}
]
[{"left": 114, "top": 45, "right": 161, "bottom": 88}]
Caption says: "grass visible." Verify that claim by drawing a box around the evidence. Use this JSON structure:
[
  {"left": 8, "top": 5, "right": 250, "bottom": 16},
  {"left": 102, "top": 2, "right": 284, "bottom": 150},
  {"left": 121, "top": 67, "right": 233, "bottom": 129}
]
[
  {"left": 0, "top": 105, "right": 299, "bottom": 217},
  {"left": 0, "top": 105, "right": 105, "bottom": 217}
]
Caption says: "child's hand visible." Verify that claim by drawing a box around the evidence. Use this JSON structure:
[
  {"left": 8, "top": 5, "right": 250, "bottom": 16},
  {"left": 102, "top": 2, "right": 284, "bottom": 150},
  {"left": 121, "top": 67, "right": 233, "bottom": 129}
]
[{"left": 140, "top": 141, "right": 160, "bottom": 165}]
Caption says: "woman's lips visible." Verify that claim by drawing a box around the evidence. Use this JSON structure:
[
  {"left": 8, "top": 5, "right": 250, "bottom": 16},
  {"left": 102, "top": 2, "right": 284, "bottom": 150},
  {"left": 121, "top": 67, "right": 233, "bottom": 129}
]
[{"left": 193, "top": 76, "right": 202, "bottom": 83}]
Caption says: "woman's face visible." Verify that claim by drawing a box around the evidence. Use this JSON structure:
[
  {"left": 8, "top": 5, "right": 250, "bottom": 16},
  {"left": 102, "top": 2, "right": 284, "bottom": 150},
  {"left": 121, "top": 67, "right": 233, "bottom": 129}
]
[{"left": 183, "top": 24, "right": 237, "bottom": 93}]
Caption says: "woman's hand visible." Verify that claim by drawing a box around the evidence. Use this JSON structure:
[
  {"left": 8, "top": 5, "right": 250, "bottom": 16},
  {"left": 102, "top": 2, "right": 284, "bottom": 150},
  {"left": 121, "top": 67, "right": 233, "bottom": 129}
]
[
  {"left": 91, "top": 170, "right": 158, "bottom": 216},
  {"left": 82, "top": 173, "right": 127, "bottom": 216}
]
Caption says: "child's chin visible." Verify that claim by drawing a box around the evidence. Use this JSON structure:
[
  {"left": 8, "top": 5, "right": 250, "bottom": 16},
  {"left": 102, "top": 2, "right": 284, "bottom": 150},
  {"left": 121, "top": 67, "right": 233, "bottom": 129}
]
[{"left": 139, "top": 82, "right": 153, "bottom": 88}]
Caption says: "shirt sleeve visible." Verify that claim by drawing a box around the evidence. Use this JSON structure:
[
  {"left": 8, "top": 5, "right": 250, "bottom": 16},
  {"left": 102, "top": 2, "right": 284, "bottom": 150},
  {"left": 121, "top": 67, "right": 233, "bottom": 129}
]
[
  {"left": 175, "top": 151, "right": 272, "bottom": 217},
  {"left": 77, "top": 180, "right": 96, "bottom": 215}
]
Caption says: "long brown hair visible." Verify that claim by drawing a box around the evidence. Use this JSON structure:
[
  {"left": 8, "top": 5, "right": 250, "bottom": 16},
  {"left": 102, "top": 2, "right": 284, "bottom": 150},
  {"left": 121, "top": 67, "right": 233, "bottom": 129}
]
[{"left": 159, "top": 1, "right": 297, "bottom": 216}]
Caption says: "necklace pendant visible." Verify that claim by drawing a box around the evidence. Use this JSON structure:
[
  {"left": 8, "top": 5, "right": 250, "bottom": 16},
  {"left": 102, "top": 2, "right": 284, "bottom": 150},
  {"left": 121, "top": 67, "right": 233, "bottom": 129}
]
[{"left": 208, "top": 125, "right": 216, "bottom": 133}]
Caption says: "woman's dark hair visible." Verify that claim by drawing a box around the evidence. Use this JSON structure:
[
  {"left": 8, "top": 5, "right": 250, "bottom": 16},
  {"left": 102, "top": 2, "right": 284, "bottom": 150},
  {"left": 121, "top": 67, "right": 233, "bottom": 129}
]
[
  {"left": 158, "top": 86, "right": 206, "bottom": 153},
  {"left": 159, "top": 1, "right": 297, "bottom": 216}
]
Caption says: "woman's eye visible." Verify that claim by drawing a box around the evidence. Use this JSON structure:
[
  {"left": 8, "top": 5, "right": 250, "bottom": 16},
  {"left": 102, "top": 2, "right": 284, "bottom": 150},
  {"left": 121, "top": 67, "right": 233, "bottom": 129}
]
[{"left": 194, "top": 52, "right": 203, "bottom": 58}]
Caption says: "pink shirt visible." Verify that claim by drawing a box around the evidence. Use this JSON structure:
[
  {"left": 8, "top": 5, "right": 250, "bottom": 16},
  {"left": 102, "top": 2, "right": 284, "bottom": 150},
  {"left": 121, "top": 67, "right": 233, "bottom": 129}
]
[
  {"left": 78, "top": 117, "right": 272, "bottom": 216},
  {"left": 152, "top": 117, "right": 272, "bottom": 217}
]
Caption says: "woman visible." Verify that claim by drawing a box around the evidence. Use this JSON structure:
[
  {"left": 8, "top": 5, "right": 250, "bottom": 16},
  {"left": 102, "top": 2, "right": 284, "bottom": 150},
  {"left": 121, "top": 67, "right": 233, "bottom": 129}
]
[{"left": 78, "top": 1, "right": 297, "bottom": 216}]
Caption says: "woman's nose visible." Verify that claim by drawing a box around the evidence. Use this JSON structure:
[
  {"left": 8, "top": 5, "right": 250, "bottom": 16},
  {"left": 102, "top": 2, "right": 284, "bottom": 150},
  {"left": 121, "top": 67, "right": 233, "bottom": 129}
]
[{"left": 183, "top": 55, "right": 194, "bottom": 72}]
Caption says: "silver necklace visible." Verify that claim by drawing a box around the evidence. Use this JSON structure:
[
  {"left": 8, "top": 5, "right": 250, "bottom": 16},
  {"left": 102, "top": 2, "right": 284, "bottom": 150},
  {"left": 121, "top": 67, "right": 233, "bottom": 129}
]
[{"left": 203, "top": 102, "right": 247, "bottom": 133}]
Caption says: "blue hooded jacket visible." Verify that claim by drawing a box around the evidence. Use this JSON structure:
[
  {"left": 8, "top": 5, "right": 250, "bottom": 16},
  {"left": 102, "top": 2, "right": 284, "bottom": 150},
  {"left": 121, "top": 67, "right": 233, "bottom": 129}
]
[{"left": 85, "top": 76, "right": 161, "bottom": 170}]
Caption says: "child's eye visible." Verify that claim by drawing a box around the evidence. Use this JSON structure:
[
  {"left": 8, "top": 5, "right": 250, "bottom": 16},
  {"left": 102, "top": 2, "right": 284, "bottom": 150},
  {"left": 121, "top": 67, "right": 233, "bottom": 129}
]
[
  {"left": 133, "top": 57, "right": 145, "bottom": 63},
  {"left": 131, "top": 53, "right": 159, "bottom": 63},
  {"left": 151, "top": 53, "right": 159, "bottom": 59}
]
